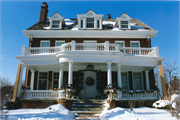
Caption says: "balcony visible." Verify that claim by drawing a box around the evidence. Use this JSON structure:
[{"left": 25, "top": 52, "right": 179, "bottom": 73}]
[{"left": 21, "top": 41, "right": 159, "bottom": 57}]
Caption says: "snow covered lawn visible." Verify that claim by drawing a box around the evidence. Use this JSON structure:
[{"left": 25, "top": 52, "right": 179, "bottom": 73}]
[
  {"left": 7, "top": 104, "right": 76, "bottom": 120},
  {"left": 100, "top": 107, "right": 176, "bottom": 120}
]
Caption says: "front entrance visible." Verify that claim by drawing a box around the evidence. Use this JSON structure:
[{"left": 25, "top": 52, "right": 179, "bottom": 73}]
[{"left": 80, "top": 71, "right": 96, "bottom": 99}]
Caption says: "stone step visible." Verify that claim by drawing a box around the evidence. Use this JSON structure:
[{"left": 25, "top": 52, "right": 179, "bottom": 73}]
[{"left": 72, "top": 108, "right": 104, "bottom": 111}]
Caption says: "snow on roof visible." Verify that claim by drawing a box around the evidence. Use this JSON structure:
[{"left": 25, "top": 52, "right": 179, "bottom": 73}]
[
  {"left": 102, "top": 21, "right": 115, "bottom": 26},
  {"left": 71, "top": 25, "right": 79, "bottom": 30},
  {"left": 65, "top": 19, "right": 76, "bottom": 25}
]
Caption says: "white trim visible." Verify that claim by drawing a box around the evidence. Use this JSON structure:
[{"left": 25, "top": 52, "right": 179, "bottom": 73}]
[
  {"left": 55, "top": 40, "right": 65, "bottom": 46},
  {"left": 40, "top": 40, "right": 50, "bottom": 47},
  {"left": 115, "top": 41, "right": 125, "bottom": 47},
  {"left": 37, "top": 71, "right": 49, "bottom": 90},
  {"left": 83, "top": 40, "right": 97, "bottom": 43},
  {"left": 130, "top": 41, "right": 140, "bottom": 48}
]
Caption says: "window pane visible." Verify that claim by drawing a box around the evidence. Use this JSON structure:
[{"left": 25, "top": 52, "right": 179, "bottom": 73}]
[
  {"left": 133, "top": 72, "right": 142, "bottom": 90},
  {"left": 81, "top": 20, "right": 83, "bottom": 28},
  {"left": 121, "top": 73, "right": 128, "bottom": 90},
  {"left": 121, "top": 25, "right": 128, "bottom": 28},
  {"left": 52, "top": 21, "right": 60, "bottom": 28},
  {"left": 41, "top": 42, "right": 50, "bottom": 47},
  {"left": 54, "top": 72, "right": 59, "bottom": 79},
  {"left": 53, "top": 80, "right": 58, "bottom": 88},
  {"left": 86, "top": 18, "right": 94, "bottom": 28},
  {"left": 39, "top": 72, "right": 48, "bottom": 79},
  {"left": 131, "top": 42, "right": 139, "bottom": 48},
  {"left": 55, "top": 41, "right": 65, "bottom": 46},
  {"left": 121, "top": 21, "right": 128, "bottom": 24},
  {"left": 38, "top": 80, "right": 47, "bottom": 90},
  {"left": 116, "top": 42, "right": 124, "bottom": 47},
  {"left": 97, "top": 20, "right": 99, "bottom": 28}
]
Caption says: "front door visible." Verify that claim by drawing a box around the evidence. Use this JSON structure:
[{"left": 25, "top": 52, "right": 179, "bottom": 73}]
[{"left": 80, "top": 71, "right": 96, "bottom": 99}]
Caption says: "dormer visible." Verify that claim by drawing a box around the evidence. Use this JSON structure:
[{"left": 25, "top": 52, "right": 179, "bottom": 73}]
[
  {"left": 49, "top": 12, "right": 65, "bottom": 29},
  {"left": 77, "top": 9, "right": 103, "bottom": 30},
  {"left": 115, "top": 12, "right": 132, "bottom": 30}
]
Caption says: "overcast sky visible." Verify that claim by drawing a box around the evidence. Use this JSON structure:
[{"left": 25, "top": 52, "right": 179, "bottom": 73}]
[{"left": 0, "top": 1, "right": 179, "bottom": 83}]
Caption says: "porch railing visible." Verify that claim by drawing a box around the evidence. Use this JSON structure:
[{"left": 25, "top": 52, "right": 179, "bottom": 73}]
[
  {"left": 113, "top": 91, "right": 159, "bottom": 100},
  {"left": 21, "top": 41, "right": 159, "bottom": 57},
  {"left": 20, "top": 90, "right": 66, "bottom": 99}
]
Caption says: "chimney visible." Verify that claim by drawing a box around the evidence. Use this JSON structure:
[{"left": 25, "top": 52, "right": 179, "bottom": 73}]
[
  {"left": 39, "top": 2, "right": 49, "bottom": 23},
  {"left": 107, "top": 14, "right": 111, "bottom": 19}
]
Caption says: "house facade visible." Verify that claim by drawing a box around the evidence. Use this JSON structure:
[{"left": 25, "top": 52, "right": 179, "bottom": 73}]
[{"left": 13, "top": 2, "right": 167, "bottom": 109}]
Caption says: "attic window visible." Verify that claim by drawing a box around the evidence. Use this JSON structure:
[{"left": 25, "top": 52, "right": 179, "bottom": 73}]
[
  {"left": 86, "top": 18, "right": 94, "bottom": 28},
  {"left": 121, "top": 21, "right": 128, "bottom": 28},
  {"left": 52, "top": 21, "right": 60, "bottom": 28}
]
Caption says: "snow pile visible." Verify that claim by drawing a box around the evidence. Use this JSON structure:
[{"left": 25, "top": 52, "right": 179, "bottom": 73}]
[
  {"left": 100, "top": 107, "right": 176, "bottom": 120},
  {"left": 7, "top": 104, "right": 76, "bottom": 120},
  {"left": 65, "top": 19, "right": 76, "bottom": 25},
  {"left": 153, "top": 100, "right": 170, "bottom": 108},
  {"left": 171, "top": 94, "right": 180, "bottom": 103}
]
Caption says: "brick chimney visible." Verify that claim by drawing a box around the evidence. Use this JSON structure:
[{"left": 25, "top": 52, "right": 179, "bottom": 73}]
[
  {"left": 39, "top": 2, "right": 48, "bottom": 23},
  {"left": 107, "top": 14, "right": 111, "bottom": 19}
]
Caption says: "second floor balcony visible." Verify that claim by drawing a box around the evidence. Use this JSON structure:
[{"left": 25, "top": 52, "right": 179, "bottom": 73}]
[{"left": 21, "top": 41, "right": 159, "bottom": 57}]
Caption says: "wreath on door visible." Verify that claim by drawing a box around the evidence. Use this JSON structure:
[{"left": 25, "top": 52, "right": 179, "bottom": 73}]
[{"left": 86, "top": 76, "right": 95, "bottom": 86}]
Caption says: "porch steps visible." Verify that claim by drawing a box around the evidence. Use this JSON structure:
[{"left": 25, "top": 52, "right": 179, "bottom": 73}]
[{"left": 72, "top": 99, "right": 106, "bottom": 119}]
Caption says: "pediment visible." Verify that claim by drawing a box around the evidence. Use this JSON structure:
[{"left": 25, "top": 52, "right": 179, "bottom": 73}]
[
  {"left": 50, "top": 12, "right": 63, "bottom": 19},
  {"left": 85, "top": 9, "right": 96, "bottom": 16},
  {"left": 119, "top": 13, "right": 131, "bottom": 19}
]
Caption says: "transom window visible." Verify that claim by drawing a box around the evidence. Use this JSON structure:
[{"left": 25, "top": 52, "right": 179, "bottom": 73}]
[
  {"left": 133, "top": 72, "right": 143, "bottom": 90},
  {"left": 52, "top": 21, "right": 60, "bottom": 28},
  {"left": 86, "top": 18, "right": 94, "bottom": 28},
  {"left": 38, "top": 72, "right": 48, "bottom": 90},
  {"left": 121, "top": 21, "right": 128, "bottom": 28},
  {"left": 55, "top": 41, "right": 65, "bottom": 46}
]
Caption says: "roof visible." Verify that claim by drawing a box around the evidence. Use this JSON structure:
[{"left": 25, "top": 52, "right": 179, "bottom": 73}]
[{"left": 27, "top": 18, "right": 154, "bottom": 31}]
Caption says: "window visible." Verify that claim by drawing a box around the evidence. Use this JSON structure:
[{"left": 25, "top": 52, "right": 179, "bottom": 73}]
[
  {"left": 121, "top": 21, "right": 128, "bottom": 29},
  {"left": 55, "top": 41, "right": 65, "bottom": 46},
  {"left": 86, "top": 18, "right": 94, "bottom": 28},
  {"left": 130, "top": 41, "right": 140, "bottom": 55},
  {"left": 53, "top": 72, "right": 59, "bottom": 88},
  {"left": 130, "top": 42, "right": 139, "bottom": 48},
  {"left": 122, "top": 73, "right": 128, "bottom": 90},
  {"left": 81, "top": 20, "right": 83, "bottom": 28},
  {"left": 97, "top": 20, "right": 100, "bottom": 28},
  {"left": 38, "top": 72, "right": 48, "bottom": 90},
  {"left": 115, "top": 41, "right": 125, "bottom": 53},
  {"left": 41, "top": 41, "right": 50, "bottom": 47},
  {"left": 52, "top": 21, "right": 60, "bottom": 28},
  {"left": 133, "top": 72, "right": 143, "bottom": 90}
]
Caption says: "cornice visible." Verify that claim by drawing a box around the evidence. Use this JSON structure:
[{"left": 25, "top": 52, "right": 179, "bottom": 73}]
[{"left": 22, "top": 30, "right": 158, "bottom": 38}]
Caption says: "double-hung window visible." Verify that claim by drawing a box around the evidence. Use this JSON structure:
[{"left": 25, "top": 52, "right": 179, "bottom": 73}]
[
  {"left": 55, "top": 41, "right": 65, "bottom": 46},
  {"left": 40, "top": 41, "right": 50, "bottom": 53},
  {"left": 86, "top": 18, "right": 94, "bottom": 28},
  {"left": 130, "top": 41, "right": 140, "bottom": 55},
  {"left": 115, "top": 41, "right": 125, "bottom": 53},
  {"left": 53, "top": 72, "right": 59, "bottom": 89},
  {"left": 121, "top": 73, "right": 128, "bottom": 90},
  {"left": 121, "top": 21, "right": 128, "bottom": 29},
  {"left": 133, "top": 72, "right": 143, "bottom": 90},
  {"left": 52, "top": 21, "right": 60, "bottom": 28},
  {"left": 38, "top": 72, "right": 48, "bottom": 90}
]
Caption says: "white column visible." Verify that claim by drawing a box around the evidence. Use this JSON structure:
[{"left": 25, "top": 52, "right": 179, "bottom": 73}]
[
  {"left": 117, "top": 64, "right": 122, "bottom": 88},
  {"left": 107, "top": 62, "right": 112, "bottom": 86},
  {"left": 58, "top": 63, "right": 64, "bottom": 89},
  {"left": 71, "top": 40, "right": 75, "bottom": 51},
  {"left": 17, "top": 64, "right": 24, "bottom": 97},
  {"left": 30, "top": 69, "right": 35, "bottom": 90},
  {"left": 105, "top": 41, "right": 109, "bottom": 51},
  {"left": 68, "top": 62, "right": 73, "bottom": 85},
  {"left": 145, "top": 70, "right": 150, "bottom": 90},
  {"left": 156, "top": 65, "right": 163, "bottom": 99}
]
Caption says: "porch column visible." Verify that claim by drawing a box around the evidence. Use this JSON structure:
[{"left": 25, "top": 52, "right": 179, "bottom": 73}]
[
  {"left": 30, "top": 69, "right": 35, "bottom": 90},
  {"left": 68, "top": 62, "right": 73, "bottom": 85},
  {"left": 117, "top": 64, "right": 122, "bottom": 88},
  {"left": 107, "top": 62, "right": 112, "bottom": 86},
  {"left": 58, "top": 63, "right": 64, "bottom": 89},
  {"left": 145, "top": 70, "right": 150, "bottom": 90},
  {"left": 156, "top": 65, "right": 163, "bottom": 99},
  {"left": 17, "top": 64, "right": 24, "bottom": 97}
]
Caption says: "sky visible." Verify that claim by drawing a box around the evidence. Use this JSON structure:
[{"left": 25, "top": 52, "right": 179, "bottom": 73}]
[{"left": 0, "top": 0, "right": 179, "bottom": 83}]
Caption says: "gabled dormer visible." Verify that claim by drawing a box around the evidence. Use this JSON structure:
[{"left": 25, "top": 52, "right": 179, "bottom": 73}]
[
  {"left": 49, "top": 12, "right": 65, "bottom": 29},
  {"left": 77, "top": 9, "right": 103, "bottom": 30},
  {"left": 115, "top": 12, "right": 132, "bottom": 30}
]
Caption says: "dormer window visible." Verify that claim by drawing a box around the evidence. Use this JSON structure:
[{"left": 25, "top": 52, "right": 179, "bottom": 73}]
[
  {"left": 77, "top": 9, "right": 103, "bottom": 30},
  {"left": 52, "top": 21, "right": 60, "bottom": 28},
  {"left": 116, "top": 12, "right": 132, "bottom": 30},
  {"left": 121, "top": 21, "right": 128, "bottom": 28},
  {"left": 86, "top": 18, "right": 94, "bottom": 28}
]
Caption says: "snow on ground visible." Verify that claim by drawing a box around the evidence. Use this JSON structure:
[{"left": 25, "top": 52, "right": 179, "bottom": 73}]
[
  {"left": 7, "top": 104, "right": 76, "bottom": 120},
  {"left": 171, "top": 94, "right": 180, "bottom": 103},
  {"left": 100, "top": 107, "right": 176, "bottom": 120},
  {"left": 153, "top": 100, "right": 170, "bottom": 108}
]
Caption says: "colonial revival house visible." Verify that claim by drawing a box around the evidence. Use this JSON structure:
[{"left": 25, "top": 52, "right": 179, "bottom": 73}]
[{"left": 13, "top": 2, "right": 167, "bottom": 112}]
